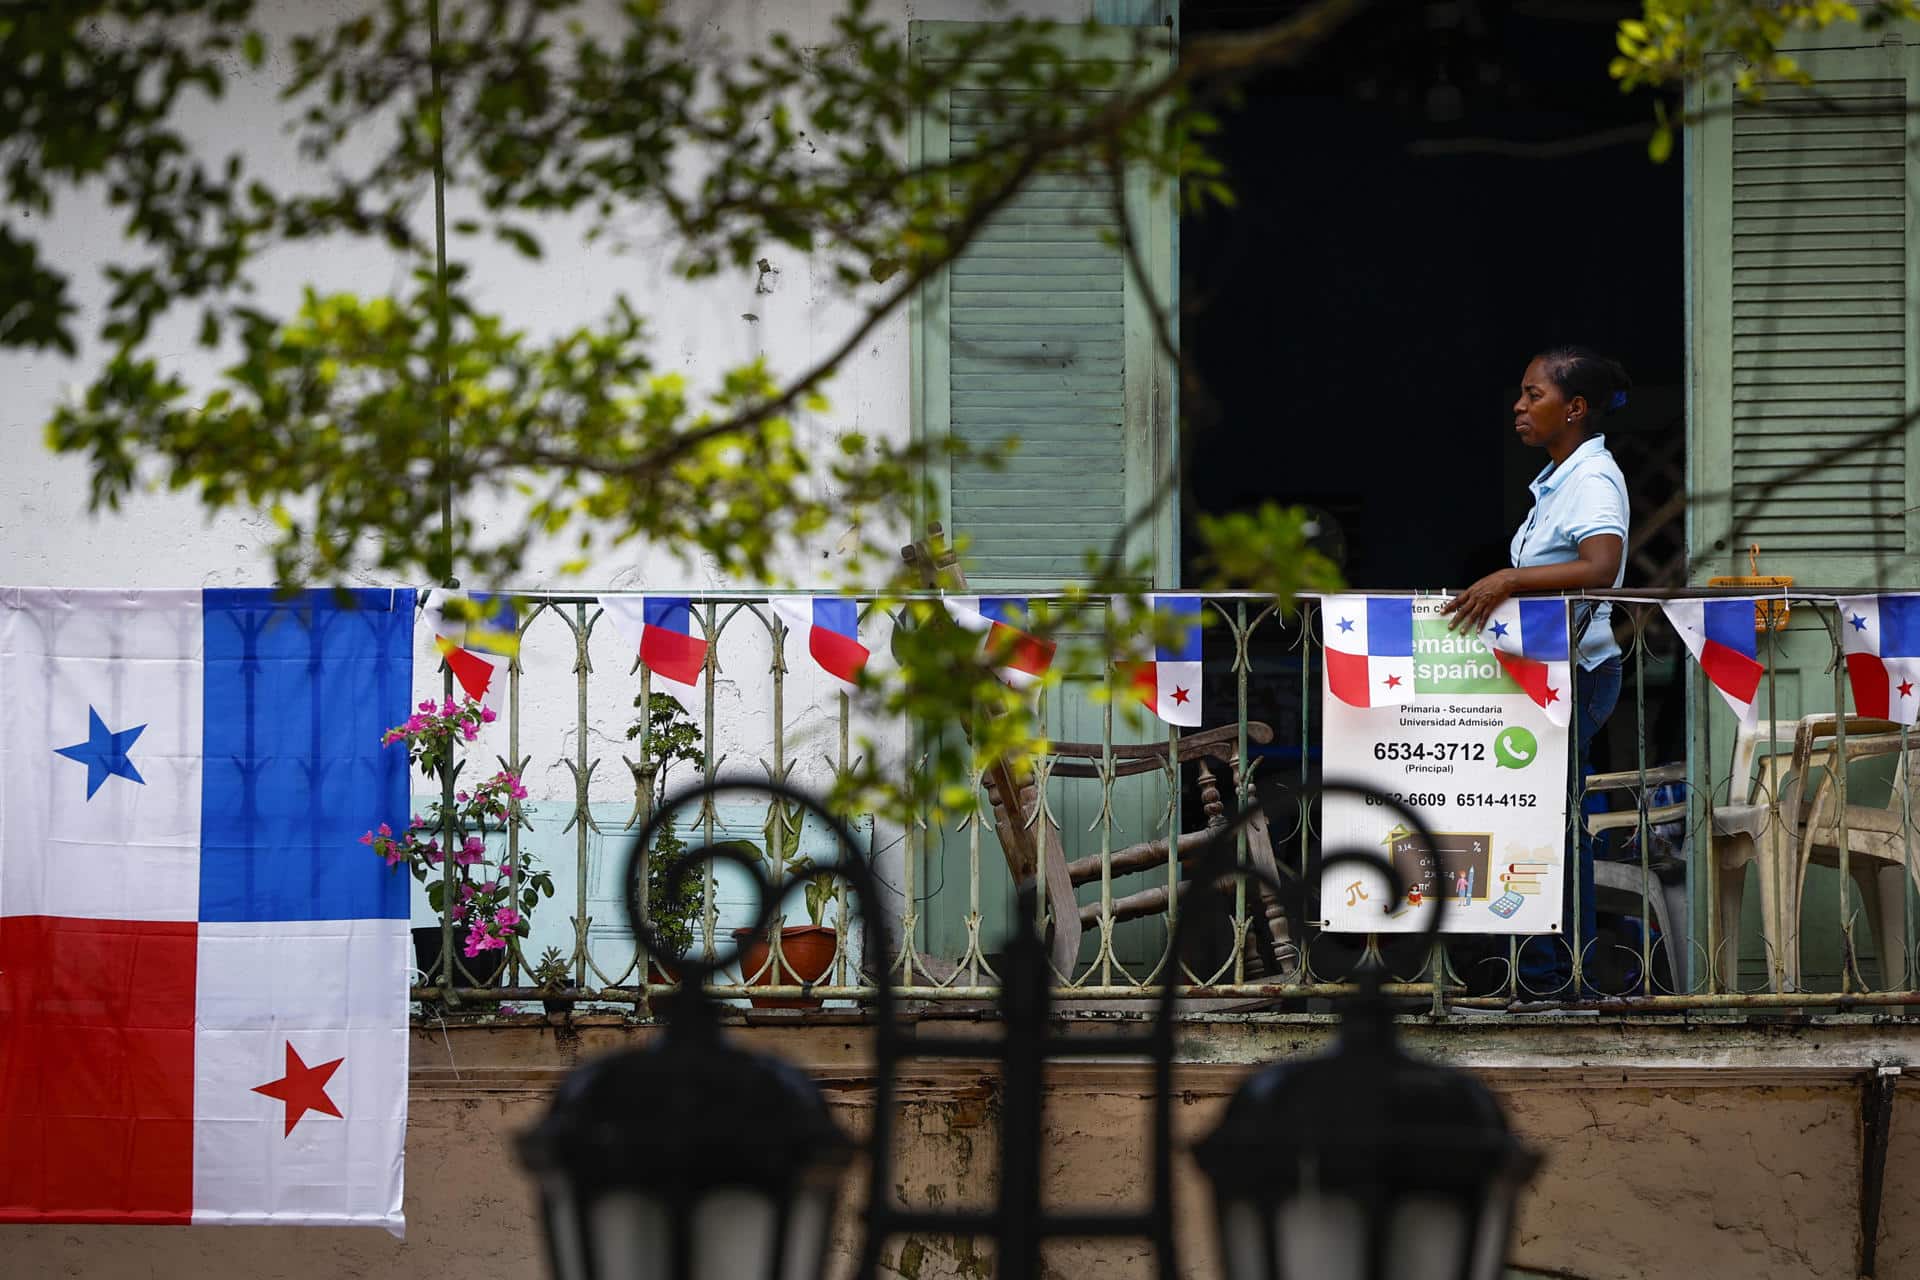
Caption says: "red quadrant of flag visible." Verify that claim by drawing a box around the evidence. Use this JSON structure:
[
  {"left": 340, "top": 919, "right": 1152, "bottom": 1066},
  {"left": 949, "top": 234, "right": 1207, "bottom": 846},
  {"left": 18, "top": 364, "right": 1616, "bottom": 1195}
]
[
  {"left": 437, "top": 641, "right": 500, "bottom": 703},
  {"left": 989, "top": 623, "right": 1055, "bottom": 679},
  {"left": 639, "top": 627, "right": 707, "bottom": 686},
  {"left": 809, "top": 627, "right": 869, "bottom": 684},
  {"left": 0, "top": 916, "right": 197, "bottom": 1223}
]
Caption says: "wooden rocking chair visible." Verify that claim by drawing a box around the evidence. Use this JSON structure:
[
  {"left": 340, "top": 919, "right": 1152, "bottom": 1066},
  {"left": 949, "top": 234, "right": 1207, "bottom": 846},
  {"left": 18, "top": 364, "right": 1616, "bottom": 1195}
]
[{"left": 901, "top": 525, "right": 1295, "bottom": 980}]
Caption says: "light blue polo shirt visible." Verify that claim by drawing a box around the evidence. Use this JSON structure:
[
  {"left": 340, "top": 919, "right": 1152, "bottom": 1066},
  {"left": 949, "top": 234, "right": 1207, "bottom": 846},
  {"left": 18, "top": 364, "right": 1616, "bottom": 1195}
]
[{"left": 1511, "top": 434, "right": 1629, "bottom": 670}]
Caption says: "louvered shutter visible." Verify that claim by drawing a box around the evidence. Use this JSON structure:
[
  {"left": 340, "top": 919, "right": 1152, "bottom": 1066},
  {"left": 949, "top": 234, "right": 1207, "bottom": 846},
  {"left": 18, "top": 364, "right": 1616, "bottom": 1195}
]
[
  {"left": 911, "top": 22, "right": 1176, "bottom": 587},
  {"left": 1693, "top": 37, "right": 1920, "bottom": 583}
]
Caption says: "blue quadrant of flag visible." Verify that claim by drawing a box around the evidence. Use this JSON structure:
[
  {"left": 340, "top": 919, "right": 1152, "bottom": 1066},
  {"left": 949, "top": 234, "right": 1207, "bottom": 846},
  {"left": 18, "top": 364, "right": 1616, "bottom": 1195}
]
[
  {"left": 199, "top": 589, "right": 413, "bottom": 922},
  {"left": 1514, "top": 599, "right": 1568, "bottom": 659},
  {"left": 1365, "top": 598, "right": 1414, "bottom": 656},
  {"left": 1152, "top": 596, "right": 1202, "bottom": 662},
  {"left": 980, "top": 598, "right": 1032, "bottom": 628},
  {"left": 1882, "top": 596, "right": 1920, "bottom": 658},
  {"left": 1702, "top": 598, "right": 1759, "bottom": 660},
  {"left": 641, "top": 596, "right": 692, "bottom": 632},
  {"left": 812, "top": 597, "right": 858, "bottom": 638}
]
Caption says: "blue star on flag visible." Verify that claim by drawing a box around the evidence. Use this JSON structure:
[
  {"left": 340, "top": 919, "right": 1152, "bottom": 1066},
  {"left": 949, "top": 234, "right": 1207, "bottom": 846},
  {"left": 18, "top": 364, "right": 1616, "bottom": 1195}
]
[
  {"left": 1336, "top": 617, "right": 1355, "bottom": 633},
  {"left": 1488, "top": 620, "right": 1509, "bottom": 639},
  {"left": 54, "top": 706, "right": 148, "bottom": 799},
  {"left": 1851, "top": 614, "right": 1869, "bottom": 632}
]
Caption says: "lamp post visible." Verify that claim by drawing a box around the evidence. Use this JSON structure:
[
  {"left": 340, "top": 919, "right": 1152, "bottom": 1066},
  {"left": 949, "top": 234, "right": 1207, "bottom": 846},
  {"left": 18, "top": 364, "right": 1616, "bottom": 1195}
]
[
  {"left": 1191, "top": 867, "right": 1537, "bottom": 1280},
  {"left": 517, "top": 778, "right": 1537, "bottom": 1280},
  {"left": 516, "top": 793, "right": 888, "bottom": 1280},
  {"left": 514, "top": 941, "right": 853, "bottom": 1280}
]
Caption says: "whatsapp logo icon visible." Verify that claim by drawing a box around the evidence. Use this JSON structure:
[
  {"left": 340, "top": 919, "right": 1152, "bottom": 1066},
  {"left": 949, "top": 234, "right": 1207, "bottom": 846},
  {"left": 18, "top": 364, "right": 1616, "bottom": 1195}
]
[{"left": 1493, "top": 726, "right": 1538, "bottom": 770}]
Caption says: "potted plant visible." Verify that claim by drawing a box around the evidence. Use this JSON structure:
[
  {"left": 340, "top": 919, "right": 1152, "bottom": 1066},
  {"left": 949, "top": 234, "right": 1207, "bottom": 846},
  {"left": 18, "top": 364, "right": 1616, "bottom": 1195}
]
[
  {"left": 731, "top": 796, "right": 841, "bottom": 1009},
  {"left": 531, "top": 945, "right": 576, "bottom": 1017},
  {"left": 363, "top": 696, "right": 554, "bottom": 988},
  {"left": 628, "top": 693, "right": 716, "bottom": 984}
]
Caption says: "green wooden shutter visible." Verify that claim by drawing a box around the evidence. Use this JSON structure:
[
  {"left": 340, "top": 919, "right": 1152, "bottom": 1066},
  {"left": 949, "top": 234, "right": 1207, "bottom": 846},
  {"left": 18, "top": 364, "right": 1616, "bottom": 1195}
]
[
  {"left": 1692, "top": 36, "right": 1920, "bottom": 584},
  {"left": 1688, "top": 37, "right": 1920, "bottom": 988},
  {"left": 910, "top": 21, "right": 1176, "bottom": 588}
]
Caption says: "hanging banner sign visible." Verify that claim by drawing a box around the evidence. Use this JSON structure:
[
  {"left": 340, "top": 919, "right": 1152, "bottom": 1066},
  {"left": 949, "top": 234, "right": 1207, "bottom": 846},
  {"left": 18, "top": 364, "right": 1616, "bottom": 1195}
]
[{"left": 1318, "top": 595, "right": 1570, "bottom": 934}]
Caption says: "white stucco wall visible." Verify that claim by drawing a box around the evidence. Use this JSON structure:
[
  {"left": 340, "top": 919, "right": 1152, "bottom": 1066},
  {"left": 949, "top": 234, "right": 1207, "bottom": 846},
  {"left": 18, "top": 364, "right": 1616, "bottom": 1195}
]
[
  {"left": 0, "top": 0, "right": 1107, "bottom": 958},
  {"left": 2, "top": 0, "right": 1104, "bottom": 591}
]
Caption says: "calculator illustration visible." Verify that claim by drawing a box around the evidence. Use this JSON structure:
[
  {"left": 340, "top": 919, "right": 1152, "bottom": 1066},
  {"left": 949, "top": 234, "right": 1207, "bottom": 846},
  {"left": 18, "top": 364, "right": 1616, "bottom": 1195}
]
[{"left": 1489, "top": 891, "right": 1524, "bottom": 919}]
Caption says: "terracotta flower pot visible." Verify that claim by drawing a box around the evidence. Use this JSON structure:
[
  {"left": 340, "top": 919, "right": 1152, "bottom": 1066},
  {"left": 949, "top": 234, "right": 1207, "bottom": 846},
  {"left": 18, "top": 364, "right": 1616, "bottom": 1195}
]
[
  {"left": 646, "top": 956, "right": 682, "bottom": 986},
  {"left": 731, "top": 925, "right": 838, "bottom": 1009}
]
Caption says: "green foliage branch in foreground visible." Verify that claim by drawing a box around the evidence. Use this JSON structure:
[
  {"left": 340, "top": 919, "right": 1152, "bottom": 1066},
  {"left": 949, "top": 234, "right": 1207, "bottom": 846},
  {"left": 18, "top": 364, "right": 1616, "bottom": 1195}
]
[{"left": 6, "top": 0, "right": 1914, "bottom": 829}]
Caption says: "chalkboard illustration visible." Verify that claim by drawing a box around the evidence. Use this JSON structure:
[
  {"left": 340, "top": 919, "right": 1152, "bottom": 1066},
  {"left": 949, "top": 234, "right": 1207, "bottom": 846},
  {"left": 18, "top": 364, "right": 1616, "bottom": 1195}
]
[{"left": 1390, "top": 831, "right": 1492, "bottom": 903}]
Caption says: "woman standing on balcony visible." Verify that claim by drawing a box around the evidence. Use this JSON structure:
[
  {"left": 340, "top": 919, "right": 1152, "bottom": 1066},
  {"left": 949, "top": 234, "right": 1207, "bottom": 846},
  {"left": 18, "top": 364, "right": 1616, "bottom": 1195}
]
[{"left": 1442, "top": 345, "right": 1631, "bottom": 997}]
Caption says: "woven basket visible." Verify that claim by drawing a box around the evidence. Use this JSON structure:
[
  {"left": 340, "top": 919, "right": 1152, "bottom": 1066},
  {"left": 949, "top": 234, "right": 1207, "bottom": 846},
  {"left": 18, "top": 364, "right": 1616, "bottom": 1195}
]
[{"left": 1706, "top": 544, "right": 1792, "bottom": 632}]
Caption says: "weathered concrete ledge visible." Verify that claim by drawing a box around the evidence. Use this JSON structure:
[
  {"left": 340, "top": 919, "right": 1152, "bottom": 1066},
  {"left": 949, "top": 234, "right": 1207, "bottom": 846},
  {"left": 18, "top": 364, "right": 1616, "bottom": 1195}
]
[{"left": 408, "top": 1009, "right": 1920, "bottom": 1092}]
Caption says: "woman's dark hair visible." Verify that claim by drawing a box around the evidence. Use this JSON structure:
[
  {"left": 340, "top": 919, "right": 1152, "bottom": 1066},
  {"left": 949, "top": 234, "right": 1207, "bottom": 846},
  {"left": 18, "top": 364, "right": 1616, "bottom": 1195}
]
[{"left": 1533, "top": 345, "right": 1633, "bottom": 421}]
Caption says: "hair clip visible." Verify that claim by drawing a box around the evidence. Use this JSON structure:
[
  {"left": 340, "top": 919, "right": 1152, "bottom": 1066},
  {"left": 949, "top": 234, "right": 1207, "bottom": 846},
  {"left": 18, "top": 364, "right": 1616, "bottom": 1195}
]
[{"left": 1609, "top": 390, "right": 1629, "bottom": 410}]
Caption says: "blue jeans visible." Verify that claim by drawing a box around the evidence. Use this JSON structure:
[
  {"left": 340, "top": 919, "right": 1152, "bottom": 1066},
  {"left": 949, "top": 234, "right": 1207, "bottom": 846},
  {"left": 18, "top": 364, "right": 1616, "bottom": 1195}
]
[{"left": 1517, "top": 656, "right": 1622, "bottom": 994}]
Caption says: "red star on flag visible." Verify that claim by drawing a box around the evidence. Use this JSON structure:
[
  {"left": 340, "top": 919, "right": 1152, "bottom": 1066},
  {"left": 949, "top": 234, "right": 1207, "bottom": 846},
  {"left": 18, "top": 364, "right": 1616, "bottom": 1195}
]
[
  {"left": 1543, "top": 686, "right": 1561, "bottom": 704},
  {"left": 1384, "top": 674, "right": 1402, "bottom": 688},
  {"left": 1901, "top": 681, "right": 1915, "bottom": 699},
  {"left": 1171, "top": 686, "right": 1190, "bottom": 705},
  {"left": 253, "top": 1041, "right": 345, "bottom": 1136}
]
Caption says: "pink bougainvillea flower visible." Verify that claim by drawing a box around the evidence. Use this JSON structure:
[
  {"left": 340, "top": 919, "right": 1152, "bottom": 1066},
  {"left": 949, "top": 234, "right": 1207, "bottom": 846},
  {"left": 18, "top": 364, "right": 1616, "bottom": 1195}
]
[
  {"left": 461, "top": 722, "right": 478, "bottom": 742},
  {"left": 441, "top": 698, "right": 456, "bottom": 716},
  {"left": 480, "top": 706, "right": 498, "bottom": 724},
  {"left": 455, "top": 791, "right": 470, "bottom": 803},
  {"left": 457, "top": 837, "right": 486, "bottom": 866},
  {"left": 419, "top": 699, "right": 436, "bottom": 713},
  {"left": 383, "top": 843, "right": 408, "bottom": 869},
  {"left": 463, "top": 920, "right": 507, "bottom": 957},
  {"left": 358, "top": 831, "right": 374, "bottom": 846},
  {"left": 378, "top": 822, "right": 392, "bottom": 838},
  {"left": 494, "top": 907, "right": 520, "bottom": 930}
]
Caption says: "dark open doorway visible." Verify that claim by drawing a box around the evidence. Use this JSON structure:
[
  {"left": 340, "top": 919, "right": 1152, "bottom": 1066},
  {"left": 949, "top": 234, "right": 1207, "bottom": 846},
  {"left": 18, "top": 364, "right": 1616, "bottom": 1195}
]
[{"left": 1180, "top": 0, "right": 1684, "bottom": 592}]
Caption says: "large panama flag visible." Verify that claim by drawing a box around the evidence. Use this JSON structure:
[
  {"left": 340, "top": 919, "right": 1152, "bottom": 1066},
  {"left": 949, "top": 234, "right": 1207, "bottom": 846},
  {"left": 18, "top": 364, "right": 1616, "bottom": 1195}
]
[{"left": 0, "top": 588, "right": 414, "bottom": 1231}]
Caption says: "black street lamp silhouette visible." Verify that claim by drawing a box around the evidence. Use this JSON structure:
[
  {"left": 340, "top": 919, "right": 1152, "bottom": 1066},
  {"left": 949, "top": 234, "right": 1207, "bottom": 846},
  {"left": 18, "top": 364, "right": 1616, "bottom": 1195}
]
[{"left": 518, "top": 778, "right": 1536, "bottom": 1280}]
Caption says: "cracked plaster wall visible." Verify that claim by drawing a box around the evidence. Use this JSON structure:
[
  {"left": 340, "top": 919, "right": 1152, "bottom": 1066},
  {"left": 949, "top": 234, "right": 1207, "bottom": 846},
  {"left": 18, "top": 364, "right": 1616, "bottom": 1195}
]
[{"left": 12, "top": 1067, "right": 1918, "bottom": 1280}]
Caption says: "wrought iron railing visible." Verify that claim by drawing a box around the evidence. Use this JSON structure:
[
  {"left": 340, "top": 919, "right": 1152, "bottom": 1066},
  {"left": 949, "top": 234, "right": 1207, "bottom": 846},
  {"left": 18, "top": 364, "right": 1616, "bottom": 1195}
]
[{"left": 409, "top": 587, "right": 1920, "bottom": 1014}]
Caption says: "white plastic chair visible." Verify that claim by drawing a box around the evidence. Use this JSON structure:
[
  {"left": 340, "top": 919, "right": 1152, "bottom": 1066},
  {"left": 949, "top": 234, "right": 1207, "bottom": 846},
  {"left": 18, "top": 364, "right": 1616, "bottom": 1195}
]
[
  {"left": 1794, "top": 733, "right": 1919, "bottom": 990},
  {"left": 1710, "top": 715, "right": 1902, "bottom": 991}
]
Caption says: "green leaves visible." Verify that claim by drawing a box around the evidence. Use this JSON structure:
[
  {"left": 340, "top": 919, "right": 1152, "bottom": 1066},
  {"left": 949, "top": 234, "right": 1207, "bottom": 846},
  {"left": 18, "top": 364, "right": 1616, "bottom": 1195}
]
[
  {"left": 1610, "top": 1, "right": 1920, "bottom": 115},
  {"left": 1192, "top": 504, "right": 1344, "bottom": 606},
  {"left": 18, "top": 2, "right": 1217, "bottom": 595}
]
